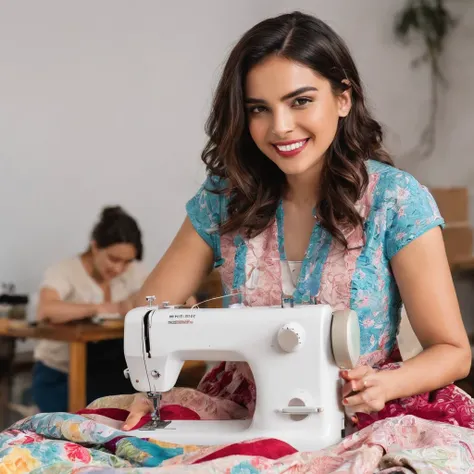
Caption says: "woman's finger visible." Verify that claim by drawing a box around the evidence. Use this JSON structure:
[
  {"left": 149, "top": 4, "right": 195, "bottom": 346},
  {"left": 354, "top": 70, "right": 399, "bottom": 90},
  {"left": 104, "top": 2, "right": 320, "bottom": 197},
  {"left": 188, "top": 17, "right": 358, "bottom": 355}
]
[
  {"left": 122, "top": 411, "right": 145, "bottom": 431},
  {"left": 346, "top": 403, "right": 373, "bottom": 415},
  {"left": 342, "top": 376, "right": 376, "bottom": 398},
  {"left": 122, "top": 394, "right": 153, "bottom": 431},
  {"left": 342, "top": 381, "right": 354, "bottom": 398},
  {"left": 343, "top": 365, "right": 373, "bottom": 381},
  {"left": 343, "top": 385, "right": 378, "bottom": 407}
]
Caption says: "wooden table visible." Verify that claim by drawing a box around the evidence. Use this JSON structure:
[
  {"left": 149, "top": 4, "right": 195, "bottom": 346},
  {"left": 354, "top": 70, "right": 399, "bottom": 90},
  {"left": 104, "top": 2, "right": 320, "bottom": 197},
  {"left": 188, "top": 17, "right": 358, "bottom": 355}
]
[{"left": 0, "top": 319, "right": 124, "bottom": 413}]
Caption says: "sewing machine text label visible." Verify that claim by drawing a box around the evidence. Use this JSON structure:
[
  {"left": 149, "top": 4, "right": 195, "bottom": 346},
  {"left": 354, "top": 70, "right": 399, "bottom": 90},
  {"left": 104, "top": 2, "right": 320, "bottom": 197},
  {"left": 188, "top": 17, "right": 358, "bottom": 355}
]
[{"left": 167, "top": 313, "right": 196, "bottom": 324}]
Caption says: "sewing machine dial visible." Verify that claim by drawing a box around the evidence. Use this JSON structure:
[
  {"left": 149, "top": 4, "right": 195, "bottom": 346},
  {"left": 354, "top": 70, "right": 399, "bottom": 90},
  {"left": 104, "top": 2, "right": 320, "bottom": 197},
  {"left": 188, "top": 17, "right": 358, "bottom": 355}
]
[{"left": 277, "top": 322, "right": 306, "bottom": 352}]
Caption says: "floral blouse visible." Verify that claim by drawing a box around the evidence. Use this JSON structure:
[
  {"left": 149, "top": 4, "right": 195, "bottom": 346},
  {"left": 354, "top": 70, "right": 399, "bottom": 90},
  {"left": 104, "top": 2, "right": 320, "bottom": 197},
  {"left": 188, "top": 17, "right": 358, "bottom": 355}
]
[{"left": 186, "top": 160, "right": 444, "bottom": 367}]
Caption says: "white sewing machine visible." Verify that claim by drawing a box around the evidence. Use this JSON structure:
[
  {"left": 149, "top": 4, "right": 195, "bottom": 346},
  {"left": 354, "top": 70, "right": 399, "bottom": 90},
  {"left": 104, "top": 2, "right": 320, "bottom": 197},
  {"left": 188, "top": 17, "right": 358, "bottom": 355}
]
[{"left": 123, "top": 297, "right": 360, "bottom": 452}]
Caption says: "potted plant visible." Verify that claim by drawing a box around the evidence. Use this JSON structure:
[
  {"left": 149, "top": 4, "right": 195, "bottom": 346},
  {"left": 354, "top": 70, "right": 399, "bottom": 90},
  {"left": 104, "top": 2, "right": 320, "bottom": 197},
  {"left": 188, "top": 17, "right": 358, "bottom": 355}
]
[{"left": 394, "top": 0, "right": 458, "bottom": 158}]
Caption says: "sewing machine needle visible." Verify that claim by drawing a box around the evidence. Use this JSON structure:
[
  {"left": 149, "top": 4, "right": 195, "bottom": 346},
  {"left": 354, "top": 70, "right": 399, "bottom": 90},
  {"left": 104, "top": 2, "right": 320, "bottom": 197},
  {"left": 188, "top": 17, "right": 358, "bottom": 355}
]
[{"left": 153, "top": 394, "right": 161, "bottom": 422}]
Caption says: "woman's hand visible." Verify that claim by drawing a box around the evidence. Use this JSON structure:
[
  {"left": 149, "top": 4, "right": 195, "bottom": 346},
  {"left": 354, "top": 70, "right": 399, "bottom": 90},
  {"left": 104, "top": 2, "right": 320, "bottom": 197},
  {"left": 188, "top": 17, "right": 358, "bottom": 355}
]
[
  {"left": 340, "top": 366, "right": 391, "bottom": 418},
  {"left": 95, "top": 301, "right": 121, "bottom": 315},
  {"left": 118, "top": 298, "right": 135, "bottom": 316},
  {"left": 122, "top": 393, "right": 153, "bottom": 431},
  {"left": 94, "top": 299, "right": 134, "bottom": 317}
]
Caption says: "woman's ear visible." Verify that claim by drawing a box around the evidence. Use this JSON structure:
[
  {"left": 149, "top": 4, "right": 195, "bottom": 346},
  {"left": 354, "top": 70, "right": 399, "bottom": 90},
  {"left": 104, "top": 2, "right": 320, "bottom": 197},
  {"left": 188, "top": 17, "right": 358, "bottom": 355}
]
[{"left": 338, "top": 79, "right": 352, "bottom": 118}]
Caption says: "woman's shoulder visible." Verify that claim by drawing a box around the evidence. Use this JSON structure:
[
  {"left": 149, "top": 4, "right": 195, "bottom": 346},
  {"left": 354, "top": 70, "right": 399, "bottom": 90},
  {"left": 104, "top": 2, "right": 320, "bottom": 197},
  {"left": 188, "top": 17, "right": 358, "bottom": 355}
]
[
  {"left": 43, "top": 256, "right": 82, "bottom": 278},
  {"left": 186, "top": 174, "right": 229, "bottom": 222},
  {"left": 185, "top": 174, "right": 230, "bottom": 252},
  {"left": 193, "top": 174, "right": 229, "bottom": 203},
  {"left": 39, "top": 256, "right": 84, "bottom": 297},
  {"left": 366, "top": 160, "right": 438, "bottom": 208},
  {"left": 365, "top": 160, "right": 444, "bottom": 259},
  {"left": 204, "top": 173, "right": 228, "bottom": 190},
  {"left": 367, "top": 160, "right": 425, "bottom": 193}
]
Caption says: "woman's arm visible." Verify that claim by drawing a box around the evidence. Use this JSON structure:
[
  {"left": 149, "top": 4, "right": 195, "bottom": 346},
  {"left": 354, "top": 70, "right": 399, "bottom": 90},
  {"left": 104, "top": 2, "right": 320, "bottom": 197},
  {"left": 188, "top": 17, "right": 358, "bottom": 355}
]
[
  {"left": 122, "top": 217, "right": 214, "bottom": 430},
  {"left": 383, "top": 225, "right": 471, "bottom": 398},
  {"left": 343, "top": 226, "right": 471, "bottom": 411},
  {"left": 36, "top": 288, "right": 104, "bottom": 324},
  {"left": 133, "top": 216, "right": 215, "bottom": 307}
]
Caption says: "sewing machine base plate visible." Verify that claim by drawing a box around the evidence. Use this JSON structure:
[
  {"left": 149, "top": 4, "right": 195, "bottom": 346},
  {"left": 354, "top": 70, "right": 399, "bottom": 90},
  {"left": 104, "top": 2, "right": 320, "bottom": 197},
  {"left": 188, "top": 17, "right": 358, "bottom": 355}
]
[
  {"left": 127, "top": 419, "right": 342, "bottom": 452},
  {"left": 139, "top": 420, "right": 172, "bottom": 431}
]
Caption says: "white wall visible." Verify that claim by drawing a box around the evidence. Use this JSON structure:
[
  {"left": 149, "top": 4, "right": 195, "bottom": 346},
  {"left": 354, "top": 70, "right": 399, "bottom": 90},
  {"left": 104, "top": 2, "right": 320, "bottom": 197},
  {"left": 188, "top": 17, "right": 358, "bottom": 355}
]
[
  {"left": 1, "top": 1, "right": 473, "bottom": 299},
  {"left": 0, "top": 0, "right": 270, "bottom": 293}
]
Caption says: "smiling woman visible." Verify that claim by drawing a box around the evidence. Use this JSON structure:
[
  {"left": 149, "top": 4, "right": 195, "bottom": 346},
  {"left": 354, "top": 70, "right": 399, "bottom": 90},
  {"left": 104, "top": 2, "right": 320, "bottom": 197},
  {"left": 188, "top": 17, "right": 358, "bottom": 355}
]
[
  {"left": 200, "top": 16, "right": 393, "bottom": 252},
  {"left": 125, "top": 10, "right": 474, "bottom": 433},
  {"left": 32, "top": 206, "right": 148, "bottom": 413}
]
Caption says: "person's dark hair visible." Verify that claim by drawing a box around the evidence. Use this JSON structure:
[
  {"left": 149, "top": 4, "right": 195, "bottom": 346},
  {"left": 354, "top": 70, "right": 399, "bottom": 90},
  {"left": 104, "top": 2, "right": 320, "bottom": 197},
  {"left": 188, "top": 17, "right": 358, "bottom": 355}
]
[
  {"left": 201, "top": 11, "right": 394, "bottom": 247},
  {"left": 91, "top": 206, "right": 143, "bottom": 260}
]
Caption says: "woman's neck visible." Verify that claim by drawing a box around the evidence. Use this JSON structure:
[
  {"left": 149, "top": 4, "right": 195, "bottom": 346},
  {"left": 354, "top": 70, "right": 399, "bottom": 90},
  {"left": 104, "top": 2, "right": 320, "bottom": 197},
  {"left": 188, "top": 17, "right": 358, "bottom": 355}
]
[
  {"left": 284, "top": 164, "right": 322, "bottom": 208},
  {"left": 80, "top": 251, "right": 105, "bottom": 285}
]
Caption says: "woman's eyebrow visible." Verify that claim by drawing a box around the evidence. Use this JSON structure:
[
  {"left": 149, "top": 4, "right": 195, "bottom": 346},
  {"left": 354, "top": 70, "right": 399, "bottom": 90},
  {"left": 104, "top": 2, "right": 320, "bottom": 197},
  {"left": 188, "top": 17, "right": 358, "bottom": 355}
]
[{"left": 245, "top": 86, "right": 318, "bottom": 104}]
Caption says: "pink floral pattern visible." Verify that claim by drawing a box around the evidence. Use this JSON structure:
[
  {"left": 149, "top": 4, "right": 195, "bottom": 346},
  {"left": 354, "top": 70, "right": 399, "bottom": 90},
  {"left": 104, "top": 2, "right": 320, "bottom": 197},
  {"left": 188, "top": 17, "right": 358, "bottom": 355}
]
[
  {"left": 64, "top": 442, "right": 92, "bottom": 463},
  {"left": 320, "top": 174, "right": 378, "bottom": 298},
  {"left": 243, "top": 223, "right": 282, "bottom": 307},
  {"left": 357, "top": 383, "right": 474, "bottom": 431},
  {"left": 219, "top": 232, "right": 238, "bottom": 301}
]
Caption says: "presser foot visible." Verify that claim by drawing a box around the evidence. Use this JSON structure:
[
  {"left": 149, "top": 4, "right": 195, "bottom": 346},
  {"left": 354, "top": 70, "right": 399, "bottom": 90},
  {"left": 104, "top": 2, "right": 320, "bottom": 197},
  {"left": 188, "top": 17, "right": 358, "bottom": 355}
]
[
  {"left": 139, "top": 419, "right": 172, "bottom": 430},
  {"left": 139, "top": 392, "right": 171, "bottom": 430}
]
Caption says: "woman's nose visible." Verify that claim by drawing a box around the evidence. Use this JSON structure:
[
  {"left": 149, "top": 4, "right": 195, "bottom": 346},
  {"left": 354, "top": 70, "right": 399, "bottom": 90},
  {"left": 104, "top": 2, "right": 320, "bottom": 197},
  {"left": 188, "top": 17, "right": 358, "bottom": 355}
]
[
  {"left": 271, "top": 109, "right": 294, "bottom": 137},
  {"left": 112, "top": 262, "right": 124, "bottom": 274}
]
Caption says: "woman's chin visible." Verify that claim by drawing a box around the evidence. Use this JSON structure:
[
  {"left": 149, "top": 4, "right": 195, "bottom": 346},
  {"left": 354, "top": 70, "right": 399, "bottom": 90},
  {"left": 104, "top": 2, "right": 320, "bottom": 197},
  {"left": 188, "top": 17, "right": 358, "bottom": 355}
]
[{"left": 276, "top": 160, "right": 318, "bottom": 177}]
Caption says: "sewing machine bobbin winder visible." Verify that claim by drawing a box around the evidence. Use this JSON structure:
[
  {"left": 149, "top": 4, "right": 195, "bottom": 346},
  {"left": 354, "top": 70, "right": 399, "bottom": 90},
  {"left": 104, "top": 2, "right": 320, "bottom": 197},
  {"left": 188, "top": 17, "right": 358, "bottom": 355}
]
[{"left": 123, "top": 297, "right": 360, "bottom": 452}]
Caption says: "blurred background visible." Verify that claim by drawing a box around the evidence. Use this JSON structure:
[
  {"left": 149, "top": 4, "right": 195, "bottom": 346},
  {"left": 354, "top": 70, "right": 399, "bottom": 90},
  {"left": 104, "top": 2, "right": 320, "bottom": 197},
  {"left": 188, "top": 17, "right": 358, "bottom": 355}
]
[{"left": 1, "top": 0, "right": 473, "bottom": 429}]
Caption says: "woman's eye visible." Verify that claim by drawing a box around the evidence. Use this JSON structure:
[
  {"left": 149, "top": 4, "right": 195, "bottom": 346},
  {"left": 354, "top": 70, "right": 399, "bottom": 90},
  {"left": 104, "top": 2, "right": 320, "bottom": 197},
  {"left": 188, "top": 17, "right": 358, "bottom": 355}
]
[
  {"left": 293, "top": 97, "right": 312, "bottom": 107},
  {"left": 248, "top": 105, "right": 267, "bottom": 115}
]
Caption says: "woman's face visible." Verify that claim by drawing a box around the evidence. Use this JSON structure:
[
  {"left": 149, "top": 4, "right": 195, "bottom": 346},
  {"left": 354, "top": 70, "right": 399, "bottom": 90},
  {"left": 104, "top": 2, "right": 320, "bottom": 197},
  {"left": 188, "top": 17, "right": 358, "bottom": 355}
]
[
  {"left": 245, "top": 55, "right": 351, "bottom": 178},
  {"left": 91, "top": 242, "right": 137, "bottom": 281}
]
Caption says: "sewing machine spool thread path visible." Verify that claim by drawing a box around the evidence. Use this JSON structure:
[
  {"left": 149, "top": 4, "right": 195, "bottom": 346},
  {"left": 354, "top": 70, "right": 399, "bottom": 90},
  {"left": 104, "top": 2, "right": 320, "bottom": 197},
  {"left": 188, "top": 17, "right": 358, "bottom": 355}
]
[{"left": 123, "top": 303, "right": 360, "bottom": 452}]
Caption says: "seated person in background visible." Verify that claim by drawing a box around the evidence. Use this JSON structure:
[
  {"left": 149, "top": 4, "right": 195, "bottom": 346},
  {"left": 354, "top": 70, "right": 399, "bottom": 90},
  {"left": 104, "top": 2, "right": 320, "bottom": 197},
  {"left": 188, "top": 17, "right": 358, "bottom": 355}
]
[{"left": 32, "top": 206, "right": 148, "bottom": 413}]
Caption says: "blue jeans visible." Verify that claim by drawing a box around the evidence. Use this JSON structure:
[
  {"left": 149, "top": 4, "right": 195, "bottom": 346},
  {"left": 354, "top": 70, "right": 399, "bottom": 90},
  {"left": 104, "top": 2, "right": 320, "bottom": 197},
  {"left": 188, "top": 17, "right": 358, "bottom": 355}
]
[{"left": 32, "top": 339, "right": 135, "bottom": 412}]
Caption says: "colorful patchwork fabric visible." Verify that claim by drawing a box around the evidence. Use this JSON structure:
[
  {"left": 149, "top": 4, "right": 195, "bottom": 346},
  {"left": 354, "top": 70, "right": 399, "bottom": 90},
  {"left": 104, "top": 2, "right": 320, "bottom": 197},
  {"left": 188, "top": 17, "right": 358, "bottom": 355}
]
[{"left": 2, "top": 402, "right": 474, "bottom": 473}]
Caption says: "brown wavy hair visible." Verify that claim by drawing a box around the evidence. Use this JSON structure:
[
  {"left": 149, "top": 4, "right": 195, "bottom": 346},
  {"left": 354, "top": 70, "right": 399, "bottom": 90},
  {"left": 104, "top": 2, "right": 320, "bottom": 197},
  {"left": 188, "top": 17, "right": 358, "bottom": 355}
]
[{"left": 201, "top": 11, "right": 394, "bottom": 247}]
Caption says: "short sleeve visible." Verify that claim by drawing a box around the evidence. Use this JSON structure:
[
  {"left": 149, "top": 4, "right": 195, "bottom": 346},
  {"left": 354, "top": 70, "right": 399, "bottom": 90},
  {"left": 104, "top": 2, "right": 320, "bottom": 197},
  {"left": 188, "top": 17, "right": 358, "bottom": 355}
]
[
  {"left": 40, "top": 263, "right": 73, "bottom": 300},
  {"left": 384, "top": 171, "right": 445, "bottom": 260},
  {"left": 185, "top": 175, "right": 227, "bottom": 257}
]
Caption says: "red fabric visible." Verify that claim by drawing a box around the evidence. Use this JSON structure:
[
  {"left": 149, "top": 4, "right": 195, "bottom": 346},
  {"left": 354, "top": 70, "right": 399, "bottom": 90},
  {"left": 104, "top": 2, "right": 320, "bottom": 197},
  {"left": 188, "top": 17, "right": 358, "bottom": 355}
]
[
  {"left": 356, "top": 383, "right": 474, "bottom": 430},
  {"left": 353, "top": 351, "right": 474, "bottom": 430},
  {"left": 197, "top": 362, "right": 255, "bottom": 413},
  {"left": 194, "top": 438, "right": 297, "bottom": 464},
  {"left": 131, "top": 404, "right": 201, "bottom": 430},
  {"left": 76, "top": 408, "right": 129, "bottom": 421},
  {"left": 77, "top": 405, "right": 201, "bottom": 430}
]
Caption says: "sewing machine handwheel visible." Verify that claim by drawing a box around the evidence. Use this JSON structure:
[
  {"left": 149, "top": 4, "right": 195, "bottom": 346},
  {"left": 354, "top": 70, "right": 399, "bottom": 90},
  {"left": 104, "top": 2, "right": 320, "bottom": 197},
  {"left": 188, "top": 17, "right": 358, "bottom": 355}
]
[{"left": 331, "top": 309, "right": 360, "bottom": 369}]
